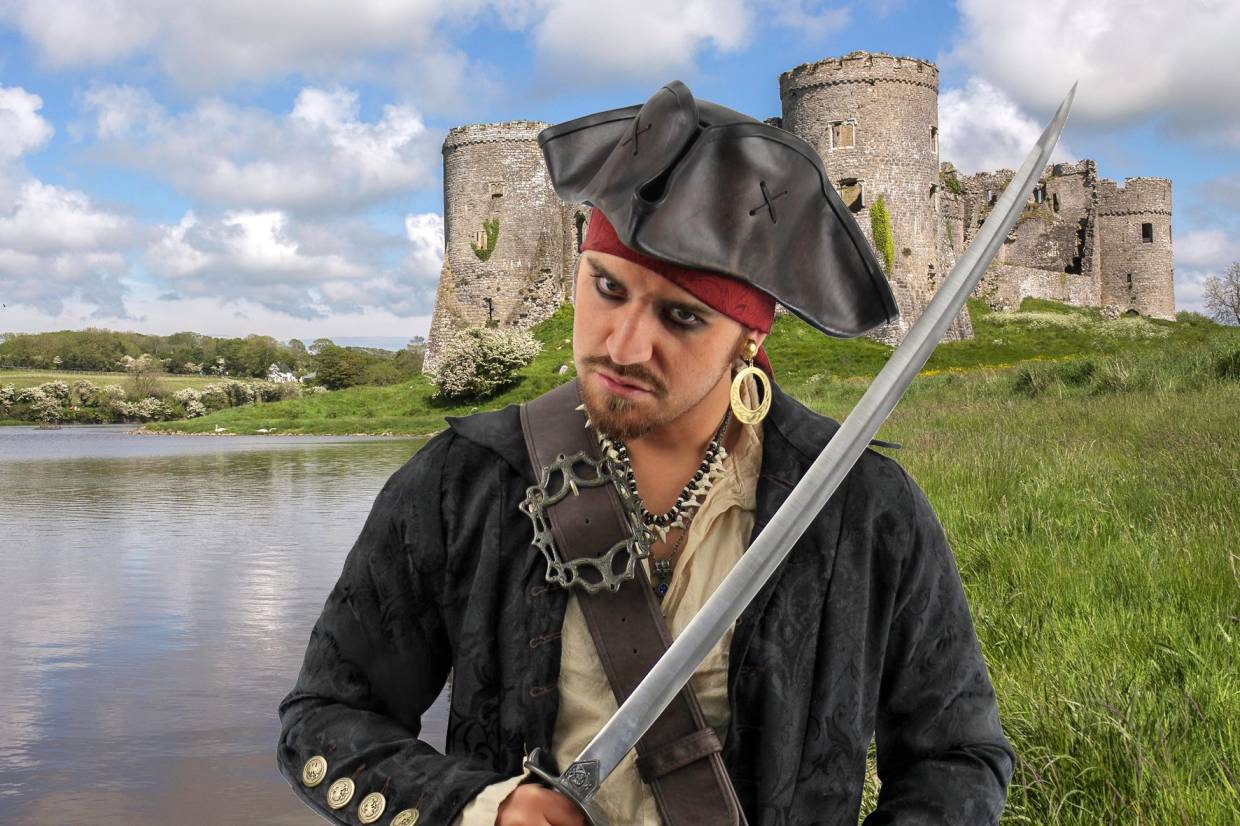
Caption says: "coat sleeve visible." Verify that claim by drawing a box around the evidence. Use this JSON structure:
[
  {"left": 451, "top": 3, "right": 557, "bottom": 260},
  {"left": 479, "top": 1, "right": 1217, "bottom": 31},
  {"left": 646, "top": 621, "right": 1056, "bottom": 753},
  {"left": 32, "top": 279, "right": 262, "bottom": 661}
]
[
  {"left": 276, "top": 432, "right": 510, "bottom": 824},
  {"left": 863, "top": 470, "right": 1016, "bottom": 825}
]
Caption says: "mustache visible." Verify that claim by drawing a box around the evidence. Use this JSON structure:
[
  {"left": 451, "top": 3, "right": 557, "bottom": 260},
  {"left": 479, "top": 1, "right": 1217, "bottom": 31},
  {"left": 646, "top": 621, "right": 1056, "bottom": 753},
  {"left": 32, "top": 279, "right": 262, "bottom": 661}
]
[{"left": 582, "top": 355, "right": 665, "bottom": 396}]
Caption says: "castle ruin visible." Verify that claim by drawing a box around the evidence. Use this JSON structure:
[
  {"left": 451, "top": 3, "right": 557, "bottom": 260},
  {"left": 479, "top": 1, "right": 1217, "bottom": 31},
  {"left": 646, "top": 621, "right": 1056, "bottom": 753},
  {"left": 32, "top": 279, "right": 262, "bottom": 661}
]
[{"left": 425, "top": 51, "right": 1174, "bottom": 369}]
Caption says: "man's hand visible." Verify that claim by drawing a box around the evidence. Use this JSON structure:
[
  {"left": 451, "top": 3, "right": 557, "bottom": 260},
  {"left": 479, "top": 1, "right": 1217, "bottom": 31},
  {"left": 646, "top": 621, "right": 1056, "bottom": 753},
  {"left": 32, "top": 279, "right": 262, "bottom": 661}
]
[{"left": 495, "top": 783, "right": 588, "bottom": 826}]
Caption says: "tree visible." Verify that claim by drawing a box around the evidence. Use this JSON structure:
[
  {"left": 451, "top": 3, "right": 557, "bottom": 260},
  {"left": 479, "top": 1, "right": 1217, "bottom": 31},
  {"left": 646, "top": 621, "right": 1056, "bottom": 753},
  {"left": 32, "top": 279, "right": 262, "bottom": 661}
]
[
  {"left": 120, "top": 354, "right": 167, "bottom": 400},
  {"left": 1203, "top": 263, "right": 1240, "bottom": 326},
  {"left": 313, "top": 344, "right": 371, "bottom": 390}
]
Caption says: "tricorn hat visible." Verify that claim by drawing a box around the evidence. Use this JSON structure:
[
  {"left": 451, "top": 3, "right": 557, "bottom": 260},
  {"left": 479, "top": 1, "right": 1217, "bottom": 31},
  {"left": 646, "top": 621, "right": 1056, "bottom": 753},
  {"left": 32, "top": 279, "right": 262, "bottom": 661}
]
[{"left": 537, "top": 80, "right": 898, "bottom": 338}]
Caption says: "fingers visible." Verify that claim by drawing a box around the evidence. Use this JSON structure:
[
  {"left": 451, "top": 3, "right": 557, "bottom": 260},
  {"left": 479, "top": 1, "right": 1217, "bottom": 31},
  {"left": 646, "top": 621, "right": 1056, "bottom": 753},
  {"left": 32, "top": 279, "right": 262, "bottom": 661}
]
[{"left": 496, "top": 783, "right": 587, "bottom": 826}]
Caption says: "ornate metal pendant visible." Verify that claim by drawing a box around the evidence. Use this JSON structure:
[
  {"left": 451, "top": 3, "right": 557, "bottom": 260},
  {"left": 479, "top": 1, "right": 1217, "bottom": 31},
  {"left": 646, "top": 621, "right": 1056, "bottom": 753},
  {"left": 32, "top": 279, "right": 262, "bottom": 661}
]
[{"left": 519, "top": 450, "right": 654, "bottom": 594}]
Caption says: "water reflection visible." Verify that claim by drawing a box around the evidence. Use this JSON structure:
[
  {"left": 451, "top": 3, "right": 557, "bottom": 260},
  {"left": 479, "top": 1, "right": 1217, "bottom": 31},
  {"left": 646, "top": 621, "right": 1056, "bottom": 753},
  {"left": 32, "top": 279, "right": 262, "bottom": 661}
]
[{"left": 0, "top": 425, "right": 449, "bottom": 824}]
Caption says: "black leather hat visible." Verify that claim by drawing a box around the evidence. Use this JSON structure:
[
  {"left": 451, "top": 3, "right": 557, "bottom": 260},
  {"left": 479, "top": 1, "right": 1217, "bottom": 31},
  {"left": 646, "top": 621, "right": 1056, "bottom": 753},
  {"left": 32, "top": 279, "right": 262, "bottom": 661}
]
[{"left": 537, "top": 80, "right": 897, "bottom": 338}]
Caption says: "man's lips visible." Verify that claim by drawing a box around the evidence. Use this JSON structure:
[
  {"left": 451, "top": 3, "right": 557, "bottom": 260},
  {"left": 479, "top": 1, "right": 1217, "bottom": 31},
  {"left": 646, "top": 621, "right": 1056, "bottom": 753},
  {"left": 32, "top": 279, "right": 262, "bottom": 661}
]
[{"left": 595, "top": 370, "right": 652, "bottom": 395}]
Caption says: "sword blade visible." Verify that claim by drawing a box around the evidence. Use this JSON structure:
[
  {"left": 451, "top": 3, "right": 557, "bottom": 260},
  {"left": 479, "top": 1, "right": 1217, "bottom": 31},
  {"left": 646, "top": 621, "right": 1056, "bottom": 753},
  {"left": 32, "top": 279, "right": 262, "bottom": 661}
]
[{"left": 545, "top": 83, "right": 1077, "bottom": 812}]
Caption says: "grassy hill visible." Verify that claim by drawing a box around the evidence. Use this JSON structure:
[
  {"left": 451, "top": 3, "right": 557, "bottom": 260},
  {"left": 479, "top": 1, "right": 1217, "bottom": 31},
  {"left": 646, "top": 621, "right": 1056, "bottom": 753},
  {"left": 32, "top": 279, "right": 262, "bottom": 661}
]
[{"left": 142, "top": 298, "right": 1239, "bottom": 437}]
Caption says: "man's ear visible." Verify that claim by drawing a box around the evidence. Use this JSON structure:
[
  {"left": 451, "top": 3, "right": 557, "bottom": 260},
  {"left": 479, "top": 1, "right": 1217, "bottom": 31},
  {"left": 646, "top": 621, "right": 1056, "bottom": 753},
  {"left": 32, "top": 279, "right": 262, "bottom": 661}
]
[{"left": 751, "top": 329, "right": 769, "bottom": 350}]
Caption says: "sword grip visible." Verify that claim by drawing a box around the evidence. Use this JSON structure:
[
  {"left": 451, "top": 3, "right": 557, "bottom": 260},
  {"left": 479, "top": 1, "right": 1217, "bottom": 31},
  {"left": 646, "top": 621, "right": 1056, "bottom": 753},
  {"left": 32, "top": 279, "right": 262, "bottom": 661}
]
[{"left": 523, "top": 748, "right": 610, "bottom": 826}]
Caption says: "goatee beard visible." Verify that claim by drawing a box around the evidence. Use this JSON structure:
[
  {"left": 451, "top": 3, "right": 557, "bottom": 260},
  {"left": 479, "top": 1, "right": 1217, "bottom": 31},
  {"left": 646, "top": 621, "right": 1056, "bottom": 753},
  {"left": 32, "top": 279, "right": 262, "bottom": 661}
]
[{"left": 582, "top": 387, "right": 653, "bottom": 441}]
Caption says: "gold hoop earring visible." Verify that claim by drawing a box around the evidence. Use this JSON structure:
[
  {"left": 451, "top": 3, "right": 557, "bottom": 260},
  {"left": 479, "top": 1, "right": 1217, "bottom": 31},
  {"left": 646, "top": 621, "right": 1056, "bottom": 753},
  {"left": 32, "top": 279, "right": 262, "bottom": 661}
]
[{"left": 730, "top": 339, "right": 771, "bottom": 425}]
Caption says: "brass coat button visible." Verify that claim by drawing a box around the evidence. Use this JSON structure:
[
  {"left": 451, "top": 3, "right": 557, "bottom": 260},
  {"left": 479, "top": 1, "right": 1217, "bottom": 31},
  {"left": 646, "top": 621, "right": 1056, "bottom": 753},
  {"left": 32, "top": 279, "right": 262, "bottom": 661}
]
[
  {"left": 300, "top": 756, "right": 327, "bottom": 788},
  {"left": 326, "top": 777, "right": 355, "bottom": 810},
  {"left": 357, "top": 791, "right": 385, "bottom": 823},
  {"left": 391, "top": 809, "right": 420, "bottom": 825}
]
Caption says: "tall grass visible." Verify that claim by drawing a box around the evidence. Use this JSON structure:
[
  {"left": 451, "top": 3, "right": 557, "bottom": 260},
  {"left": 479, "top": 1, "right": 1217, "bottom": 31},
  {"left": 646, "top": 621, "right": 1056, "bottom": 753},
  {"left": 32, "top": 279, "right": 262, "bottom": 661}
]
[{"left": 852, "top": 385, "right": 1240, "bottom": 824}]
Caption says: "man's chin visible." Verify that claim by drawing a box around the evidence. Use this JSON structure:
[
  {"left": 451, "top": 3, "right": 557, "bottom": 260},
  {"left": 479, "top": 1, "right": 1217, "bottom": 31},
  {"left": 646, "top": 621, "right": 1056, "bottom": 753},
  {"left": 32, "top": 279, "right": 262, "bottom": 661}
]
[{"left": 581, "top": 387, "right": 655, "bottom": 441}]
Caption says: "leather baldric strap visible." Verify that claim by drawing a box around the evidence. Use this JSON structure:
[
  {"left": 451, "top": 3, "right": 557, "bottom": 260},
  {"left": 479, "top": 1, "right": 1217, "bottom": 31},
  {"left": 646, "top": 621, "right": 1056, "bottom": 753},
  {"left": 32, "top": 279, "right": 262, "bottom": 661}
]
[{"left": 520, "top": 379, "right": 745, "bottom": 826}]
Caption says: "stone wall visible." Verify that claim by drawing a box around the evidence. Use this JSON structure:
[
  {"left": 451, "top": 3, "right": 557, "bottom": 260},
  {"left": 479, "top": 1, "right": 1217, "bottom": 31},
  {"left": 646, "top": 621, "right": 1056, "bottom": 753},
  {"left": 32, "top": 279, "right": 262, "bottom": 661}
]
[
  {"left": 424, "top": 54, "right": 1175, "bottom": 366},
  {"left": 426, "top": 121, "right": 582, "bottom": 372},
  {"left": 779, "top": 52, "right": 962, "bottom": 343},
  {"left": 1097, "top": 177, "right": 1175, "bottom": 319}
]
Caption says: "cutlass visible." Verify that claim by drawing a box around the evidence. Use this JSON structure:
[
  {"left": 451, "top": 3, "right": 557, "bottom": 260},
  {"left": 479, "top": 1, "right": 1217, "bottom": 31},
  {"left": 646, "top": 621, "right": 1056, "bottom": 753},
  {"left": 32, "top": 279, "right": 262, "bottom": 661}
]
[{"left": 526, "top": 84, "right": 1078, "bottom": 825}]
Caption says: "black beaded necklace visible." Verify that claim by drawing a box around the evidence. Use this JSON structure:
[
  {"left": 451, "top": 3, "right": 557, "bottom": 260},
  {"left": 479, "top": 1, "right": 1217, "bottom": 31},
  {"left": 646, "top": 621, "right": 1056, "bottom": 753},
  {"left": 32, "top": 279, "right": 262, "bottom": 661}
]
[{"left": 597, "top": 410, "right": 732, "bottom": 600}]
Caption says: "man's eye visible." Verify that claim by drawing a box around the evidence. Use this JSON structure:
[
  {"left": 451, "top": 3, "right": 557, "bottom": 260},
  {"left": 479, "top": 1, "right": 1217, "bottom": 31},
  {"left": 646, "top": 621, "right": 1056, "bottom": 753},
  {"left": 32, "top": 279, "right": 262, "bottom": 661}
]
[
  {"left": 595, "top": 276, "right": 623, "bottom": 298},
  {"left": 668, "top": 307, "right": 701, "bottom": 327}
]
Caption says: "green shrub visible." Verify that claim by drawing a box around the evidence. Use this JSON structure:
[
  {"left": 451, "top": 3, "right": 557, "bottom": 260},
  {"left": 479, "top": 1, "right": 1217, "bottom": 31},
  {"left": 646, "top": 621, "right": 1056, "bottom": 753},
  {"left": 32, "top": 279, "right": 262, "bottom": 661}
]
[
  {"left": 431, "top": 326, "right": 542, "bottom": 401},
  {"left": 869, "top": 196, "right": 895, "bottom": 276}
]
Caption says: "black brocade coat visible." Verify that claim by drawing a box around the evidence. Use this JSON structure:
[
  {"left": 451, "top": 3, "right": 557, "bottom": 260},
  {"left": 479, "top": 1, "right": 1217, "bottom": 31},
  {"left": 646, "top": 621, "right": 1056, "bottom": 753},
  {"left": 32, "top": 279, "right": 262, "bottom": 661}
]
[{"left": 277, "top": 382, "right": 1015, "bottom": 825}]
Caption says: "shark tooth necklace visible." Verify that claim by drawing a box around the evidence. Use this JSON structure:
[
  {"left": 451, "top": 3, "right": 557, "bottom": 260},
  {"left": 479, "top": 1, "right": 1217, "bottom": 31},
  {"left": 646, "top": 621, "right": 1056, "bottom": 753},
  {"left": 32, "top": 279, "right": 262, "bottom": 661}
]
[{"left": 596, "top": 408, "right": 732, "bottom": 601}]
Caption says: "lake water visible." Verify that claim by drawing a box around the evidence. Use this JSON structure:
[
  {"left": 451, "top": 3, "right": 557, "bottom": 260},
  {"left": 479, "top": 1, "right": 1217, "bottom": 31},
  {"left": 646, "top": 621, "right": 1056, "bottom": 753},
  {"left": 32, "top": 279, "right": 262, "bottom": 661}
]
[{"left": 0, "top": 424, "right": 449, "bottom": 825}]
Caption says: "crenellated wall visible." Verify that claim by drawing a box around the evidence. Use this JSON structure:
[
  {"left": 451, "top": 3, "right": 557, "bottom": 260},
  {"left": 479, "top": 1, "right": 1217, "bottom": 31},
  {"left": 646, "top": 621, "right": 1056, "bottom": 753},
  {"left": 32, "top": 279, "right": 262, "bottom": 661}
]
[
  {"left": 425, "top": 55, "right": 1175, "bottom": 367},
  {"left": 426, "top": 121, "right": 584, "bottom": 371},
  {"left": 1097, "top": 177, "right": 1175, "bottom": 319},
  {"left": 779, "top": 52, "right": 972, "bottom": 344}
]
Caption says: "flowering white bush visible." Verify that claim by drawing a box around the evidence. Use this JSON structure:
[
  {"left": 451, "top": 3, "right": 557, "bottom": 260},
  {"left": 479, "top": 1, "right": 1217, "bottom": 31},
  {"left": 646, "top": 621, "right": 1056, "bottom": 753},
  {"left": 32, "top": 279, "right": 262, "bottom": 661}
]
[
  {"left": 431, "top": 326, "right": 542, "bottom": 400},
  {"left": 173, "top": 388, "right": 202, "bottom": 405},
  {"left": 71, "top": 379, "right": 97, "bottom": 401},
  {"left": 101, "top": 384, "right": 126, "bottom": 400},
  {"left": 305, "top": 385, "right": 328, "bottom": 395},
  {"left": 18, "top": 386, "right": 65, "bottom": 422},
  {"left": 184, "top": 399, "right": 207, "bottom": 418},
  {"left": 40, "top": 381, "right": 71, "bottom": 401},
  {"left": 0, "top": 384, "right": 16, "bottom": 412}
]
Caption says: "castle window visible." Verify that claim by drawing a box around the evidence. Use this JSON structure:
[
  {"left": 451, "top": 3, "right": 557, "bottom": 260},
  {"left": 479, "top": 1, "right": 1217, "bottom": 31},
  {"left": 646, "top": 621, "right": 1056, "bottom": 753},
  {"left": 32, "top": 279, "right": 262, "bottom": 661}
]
[
  {"left": 1126, "top": 272, "right": 1133, "bottom": 287},
  {"left": 930, "top": 126, "right": 938, "bottom": 151},
  {"left": 489, "top": 182, "right": 505, "bottom": 199},
  {"left": 1034, "top": 186, "right": 1045, "bottom": 204},
  {"left": 474, "top": 229, "right": 487, "bottom": 248},
  {"left": 837, "top": 178, "right": 864, "bottom": 212},
  {"left": 987, "top": 189, "right": 996, "bottom": 205},
  {"left": 1052, "top": 193, "right": 1060, "bottom": 212},
  {"left": 1067, "top": 256, "right": 1081, "bottom": 274},
  {"left": 1141, "top": 222, "right": 1153, "bottom": 243},
  {"left": 830, "top": 120, "right": 855, "bottom": 149},
  {"left": 574, "top": 212, "right": 586, "bottom": 253}
]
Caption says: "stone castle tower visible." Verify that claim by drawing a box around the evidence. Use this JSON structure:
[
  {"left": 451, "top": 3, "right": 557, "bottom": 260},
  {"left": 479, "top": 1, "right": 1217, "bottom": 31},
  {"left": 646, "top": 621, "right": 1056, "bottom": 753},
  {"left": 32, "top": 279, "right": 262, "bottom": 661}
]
[
  {"left": 1097, "top": 177, "right": 1175, "bottom": 317},
  {"left": 425, "top": 121, "right": 586, "bottom": 372},
  {"left": 424, "top": 51, "right": 1174, "bottom": 364},
  {"left": 943, "top": 159, "right": 1175, "bottom": 320},
  {"left": 778, "top": 52, "right": 971, "bottom": 343}
]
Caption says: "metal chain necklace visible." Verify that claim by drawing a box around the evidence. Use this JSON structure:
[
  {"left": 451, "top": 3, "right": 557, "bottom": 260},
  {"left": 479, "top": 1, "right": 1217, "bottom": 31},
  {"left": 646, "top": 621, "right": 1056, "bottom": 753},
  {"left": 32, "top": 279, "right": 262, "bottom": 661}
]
[{"left": 597, "top": 409, "right": 732, "bottom": 601}]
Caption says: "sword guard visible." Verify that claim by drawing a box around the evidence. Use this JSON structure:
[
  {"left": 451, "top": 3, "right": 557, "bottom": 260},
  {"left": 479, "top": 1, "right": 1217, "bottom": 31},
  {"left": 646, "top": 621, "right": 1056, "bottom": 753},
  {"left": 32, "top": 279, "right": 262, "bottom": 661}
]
[{"left": 523, "top": 748, "right": 609, "bottom": 826}]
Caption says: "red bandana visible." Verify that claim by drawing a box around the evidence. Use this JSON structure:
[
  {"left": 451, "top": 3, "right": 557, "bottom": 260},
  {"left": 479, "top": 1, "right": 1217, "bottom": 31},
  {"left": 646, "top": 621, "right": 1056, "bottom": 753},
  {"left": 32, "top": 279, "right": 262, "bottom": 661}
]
[{"left": 581, "top": 210, "right": 775, "bottom": 376}]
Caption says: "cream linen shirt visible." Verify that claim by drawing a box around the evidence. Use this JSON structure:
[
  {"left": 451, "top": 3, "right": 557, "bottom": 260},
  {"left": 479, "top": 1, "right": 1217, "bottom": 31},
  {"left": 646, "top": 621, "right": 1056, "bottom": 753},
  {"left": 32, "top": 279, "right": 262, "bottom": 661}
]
[{"left": 456, "top": 379, "right": 764, "bottom": 826}]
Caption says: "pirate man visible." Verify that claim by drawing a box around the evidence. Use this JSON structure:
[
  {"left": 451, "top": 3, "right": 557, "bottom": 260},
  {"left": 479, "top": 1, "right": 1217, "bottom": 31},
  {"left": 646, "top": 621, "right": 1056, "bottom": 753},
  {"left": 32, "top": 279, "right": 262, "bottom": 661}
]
[{"left": 277, "top": 81, "right": 1014, "bottom": 826}]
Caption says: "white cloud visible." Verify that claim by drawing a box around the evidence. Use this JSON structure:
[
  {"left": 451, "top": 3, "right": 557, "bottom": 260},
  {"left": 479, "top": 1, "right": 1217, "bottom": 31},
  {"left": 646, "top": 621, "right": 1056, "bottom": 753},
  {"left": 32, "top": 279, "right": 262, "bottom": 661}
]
[
  {"left": 939, "top": 77, "right": 1075, "bottom": 173},
  {"left": 1, "top": 1, "right": 493, "bottom": 86},
  {"left": 82, "top": 84, "right": 440, "bottom": 214},
  {"left": 0, "top": 293, "right": 434, "bottom": 340},
  {"left": 145, "top": 210, "right": 443, "bottom": 320},
  {"left": 951, "top": 0, "right": 1240, "bottom": 145},
  {"left": 766, "top": 1, "right": 850, "bottom": 41},
  {"left": 1176, "top": 228, "right": 1240, "bottom": 271},
  {"left": 0, "top": 84, "right": 54, "bottom": 161},
  {"left": 532, "top": 0, "right": 753, "bottom": 82},
  {"left": 0, "top": 179, "right": 140, "bottom": 317}
]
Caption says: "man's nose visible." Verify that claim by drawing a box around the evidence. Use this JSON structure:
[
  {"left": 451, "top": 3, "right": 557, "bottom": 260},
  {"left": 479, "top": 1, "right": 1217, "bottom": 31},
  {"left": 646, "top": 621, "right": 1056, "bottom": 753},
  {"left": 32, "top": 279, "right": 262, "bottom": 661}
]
[{"left": 606, "top": 306, "right": 656, "bottom": 365}]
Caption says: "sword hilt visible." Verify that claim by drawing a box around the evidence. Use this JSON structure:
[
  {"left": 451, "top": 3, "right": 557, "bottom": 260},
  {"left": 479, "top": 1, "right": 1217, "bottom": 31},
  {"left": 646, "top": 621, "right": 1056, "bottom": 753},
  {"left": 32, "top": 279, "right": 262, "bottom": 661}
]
[{"left": 523, "top": 748, "right": 610, "bottom": 826}]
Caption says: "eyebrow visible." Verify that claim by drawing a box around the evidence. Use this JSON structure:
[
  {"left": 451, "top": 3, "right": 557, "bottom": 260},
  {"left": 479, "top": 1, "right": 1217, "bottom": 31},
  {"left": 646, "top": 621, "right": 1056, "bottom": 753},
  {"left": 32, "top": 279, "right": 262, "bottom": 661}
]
[{"left": 588, "top": 258, "right": 716, "bottom": 320}]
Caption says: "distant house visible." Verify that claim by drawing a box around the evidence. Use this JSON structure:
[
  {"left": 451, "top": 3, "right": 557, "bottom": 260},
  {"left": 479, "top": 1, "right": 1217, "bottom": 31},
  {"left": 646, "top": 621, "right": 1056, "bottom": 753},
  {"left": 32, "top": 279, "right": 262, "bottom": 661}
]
[{"left": 267, "top": 363, "right": 298, "bottom": 383}]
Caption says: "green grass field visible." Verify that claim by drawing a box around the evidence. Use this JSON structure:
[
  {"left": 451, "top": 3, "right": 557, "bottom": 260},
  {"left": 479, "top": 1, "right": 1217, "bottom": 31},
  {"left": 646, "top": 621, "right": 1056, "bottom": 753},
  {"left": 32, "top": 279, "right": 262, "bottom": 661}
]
[
  {"left": 69, "top": 300, "right": 1240, "bottom": 819},
  {"left": 0, "top": 369, "right": 221, "bottom": 392},
  {"left": 849, "top": 382, "right": 1240, "bottom": 823}
]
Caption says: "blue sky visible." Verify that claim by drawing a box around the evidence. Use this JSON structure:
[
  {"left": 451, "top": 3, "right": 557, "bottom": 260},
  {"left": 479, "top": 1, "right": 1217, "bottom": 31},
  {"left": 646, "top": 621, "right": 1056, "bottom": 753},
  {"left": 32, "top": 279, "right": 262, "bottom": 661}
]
[{"left": 1, "top": 0, "right": 1237, "bottom": 348}]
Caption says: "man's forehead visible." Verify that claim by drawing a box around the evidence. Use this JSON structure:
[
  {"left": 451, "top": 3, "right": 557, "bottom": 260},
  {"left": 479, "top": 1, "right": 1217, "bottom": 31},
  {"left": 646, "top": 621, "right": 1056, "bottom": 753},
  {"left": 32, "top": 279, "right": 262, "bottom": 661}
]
[{"left": 581, "top": 252, "right": 714, "bottom": 312}]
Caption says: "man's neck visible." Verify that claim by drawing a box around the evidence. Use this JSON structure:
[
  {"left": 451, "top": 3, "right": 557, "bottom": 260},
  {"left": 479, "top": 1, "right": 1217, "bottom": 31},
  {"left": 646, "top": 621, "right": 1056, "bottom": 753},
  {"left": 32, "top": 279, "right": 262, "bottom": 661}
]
[{"left": 623, "top": 379, "right": 740, "bottom": 514}]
